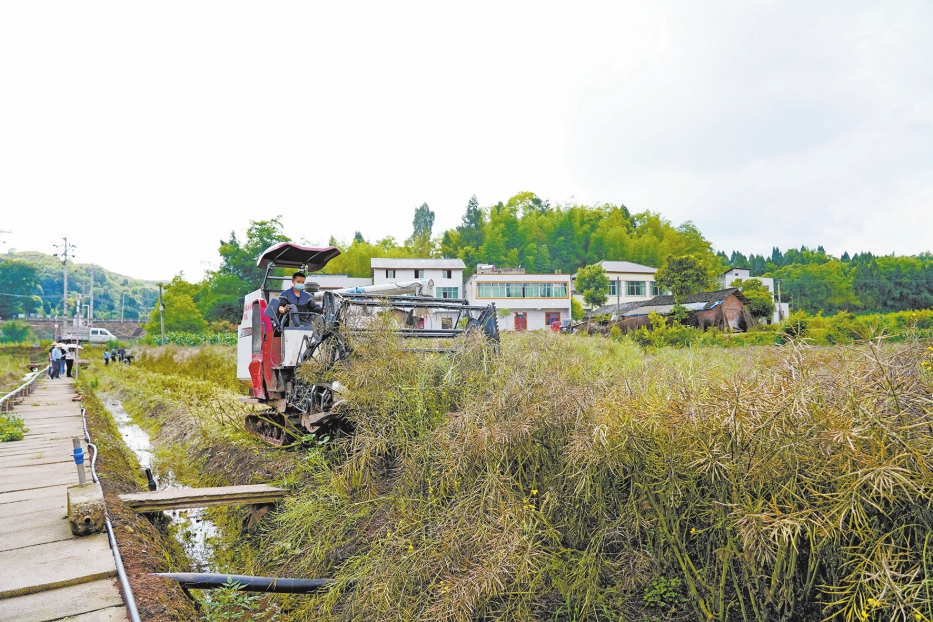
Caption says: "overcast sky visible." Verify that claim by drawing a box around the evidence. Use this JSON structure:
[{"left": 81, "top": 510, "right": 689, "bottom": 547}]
[{"left": 2, "top": 1, "right": 931, "bottom": 281}]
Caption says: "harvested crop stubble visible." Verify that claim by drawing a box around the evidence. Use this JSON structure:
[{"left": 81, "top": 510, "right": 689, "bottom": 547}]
[{"left": 264, "top": 335, "right": 933, "bottom": 621}]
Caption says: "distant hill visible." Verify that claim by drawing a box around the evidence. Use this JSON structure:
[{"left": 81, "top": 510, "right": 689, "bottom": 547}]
[{"left": 2, "top": 251, "right": 160, "bottom": 320}]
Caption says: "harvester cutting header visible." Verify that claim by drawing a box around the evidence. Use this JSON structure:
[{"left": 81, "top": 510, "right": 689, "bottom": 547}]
[{"left": 237, "top": 243, "right": 499, "bottom": 445}]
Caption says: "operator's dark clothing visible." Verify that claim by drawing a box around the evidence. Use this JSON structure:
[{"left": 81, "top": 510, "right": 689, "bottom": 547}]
[{"left": 277, "top": 288, "right": 322, "bottom": 327}]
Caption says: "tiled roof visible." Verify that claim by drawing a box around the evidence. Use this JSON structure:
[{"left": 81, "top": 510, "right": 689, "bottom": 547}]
[
  {"left": 597, "top": 261, "right": 658, "bottom": 273},
  {"left": 590, "top": 301, "right": 649, "bottom": 316},
  {"left": 370, "top": 258, "right": 466, "bottom": 269},
  {"left": 639, "top": 287, "right": 749, "bottom": 307}
]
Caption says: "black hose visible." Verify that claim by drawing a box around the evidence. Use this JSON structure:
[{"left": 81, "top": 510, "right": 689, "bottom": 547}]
[{"left": 153, "top": 572, "right": 331, "bottom": 594}]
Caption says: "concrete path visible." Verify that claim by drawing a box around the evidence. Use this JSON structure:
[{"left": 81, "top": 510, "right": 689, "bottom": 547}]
[{"left": 0, "top": 377, "right": 128, "bottom": 621}]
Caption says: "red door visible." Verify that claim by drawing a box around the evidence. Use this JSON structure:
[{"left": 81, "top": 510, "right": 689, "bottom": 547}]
[{"left": 514, "top": 312, "right": 527, "bottom": 332}]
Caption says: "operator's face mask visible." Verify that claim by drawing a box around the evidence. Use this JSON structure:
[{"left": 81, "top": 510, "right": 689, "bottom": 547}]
[{"left": 293, "top": 282, "right": 305, "bottom": 291}]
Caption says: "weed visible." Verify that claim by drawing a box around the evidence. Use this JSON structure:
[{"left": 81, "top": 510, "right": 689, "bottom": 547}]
[
  {"left": 199, "top": 580, "right": 279, "bottom": 621},
  {"left": 0, "top": 413, "right": 28, "bottom": 441},
  {"left": 643, "top": 576, "right": 687, "bottom": 610}
]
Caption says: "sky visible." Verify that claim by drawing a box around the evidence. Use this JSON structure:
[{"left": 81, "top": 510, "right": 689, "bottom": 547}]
[{"left": 1, "top": 1, "right": 931, "bottom": 281}]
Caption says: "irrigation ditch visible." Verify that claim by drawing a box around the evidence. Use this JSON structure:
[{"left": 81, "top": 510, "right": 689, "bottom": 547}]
[{"left": 76, "top": 351, "right": 305, "bottom": 620}]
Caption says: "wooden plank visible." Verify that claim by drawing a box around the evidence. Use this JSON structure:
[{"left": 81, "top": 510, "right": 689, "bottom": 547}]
[
  {"left": 0, "top": 534, "right": 117, "bottom": 599},
  {"left": 119, "top": 484, "right": 286, "bottom": 512},
  {"left": 0, "top": 506, "right": 73, "bottom": 552},
  {"left": 0, "top": 578, "right": 125, "bottom": 622},
  {"left": 62, "top": 605, "right": 129, "bottom": 621}
]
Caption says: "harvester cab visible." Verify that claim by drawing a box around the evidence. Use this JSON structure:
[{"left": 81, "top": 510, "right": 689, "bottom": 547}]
[{"left": 237, "top": 242, "right": 499, "bottom": 445}]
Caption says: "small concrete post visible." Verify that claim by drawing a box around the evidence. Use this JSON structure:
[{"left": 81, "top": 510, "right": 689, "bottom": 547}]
[{"left": 72, "top": 437, "right": 86, "bottom": 485}]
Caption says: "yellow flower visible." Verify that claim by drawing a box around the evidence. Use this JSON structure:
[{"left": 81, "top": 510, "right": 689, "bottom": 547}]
[
  {"left": 531, "top": 489, "right": 538, "bottom": 496},
  {"left": 690, "top": 528, "right": 697, "bottom": 535}
]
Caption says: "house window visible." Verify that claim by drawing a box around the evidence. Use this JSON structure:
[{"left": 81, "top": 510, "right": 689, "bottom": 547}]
[
  {"left": 385, "top": 269, "right": 395, "bottom": 279},
  {"left": 649, "top": 281, "right": 661, "bottom": 296},
  {"left": 626, "top": 281, "right": 646, "bottom": 296},
  {"left": 545, "top": 312, "right": 561, "bottom": 326},
  {"left": 443, "top": 269, "right": 452, "bottom": 279},
  {"left": 437, "top": 287, "right": 459, "bottom": 299},
  {"left": 414, "top": 269, "right": 424, "bottom": 279},
  {"left": 476, "top": 282, "right": 569, "bottom": 298},
  {"left": 608, "top": 280, "right": 619, "bottom": 297}
]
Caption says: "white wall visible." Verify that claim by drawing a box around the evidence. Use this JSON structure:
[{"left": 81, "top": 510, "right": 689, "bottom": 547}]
[{"left": 373, "top": 268, "right": 463, "bottom": 298}]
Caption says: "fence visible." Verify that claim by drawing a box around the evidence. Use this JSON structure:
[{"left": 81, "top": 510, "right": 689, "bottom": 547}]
[{"left": 0, "top": 365, "right": 48, "bottom": 413}]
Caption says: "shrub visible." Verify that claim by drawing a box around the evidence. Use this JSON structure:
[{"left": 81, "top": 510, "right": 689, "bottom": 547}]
[
  {"left": 0, "top": 320, "right": 33, "bottom": 344},
  {"left": 0, "top": 414, "right": 28, "bottom": 441}
]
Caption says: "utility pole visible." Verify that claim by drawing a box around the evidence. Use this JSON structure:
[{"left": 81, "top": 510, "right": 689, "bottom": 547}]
[
  {"left": 158, "top": 284, "right": 166, "bottom": 346},
  {"left": 776, "top": 279, "right": 783, "bottom": 322},
  {"left": 615, "top": 278, "right": 621, "bottom": 313},
  {"left": 53, "top": 238, "right": 76, "bottom": 317},
  {"left": 88, "top": 264, "right": 94, "bottom": 326},
  {"left": 121, "top": 292, "right": 125, "bottom": 323}
]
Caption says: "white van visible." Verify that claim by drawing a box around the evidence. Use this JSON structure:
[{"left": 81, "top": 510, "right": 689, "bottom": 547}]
[
  {"left": 88, "top": 328, "right": 116, "bottom": 344},
  {"left": 64, "top": 328, "right": 117, "bottom": 344}
]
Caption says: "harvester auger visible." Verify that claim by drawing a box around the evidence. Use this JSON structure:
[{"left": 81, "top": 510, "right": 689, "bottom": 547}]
[{"left": 237, "top": 243, "right": 499, "bottom": 446}]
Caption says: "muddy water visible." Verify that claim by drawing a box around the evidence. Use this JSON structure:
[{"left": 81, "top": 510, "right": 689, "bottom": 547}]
[{"left": 101, "top": 394, "right": 221, "bottom": 572}]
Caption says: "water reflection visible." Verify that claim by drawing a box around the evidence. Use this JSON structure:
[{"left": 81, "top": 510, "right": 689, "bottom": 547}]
[{"left": 101, "top": 394, "right": 219, "bottom": 572}]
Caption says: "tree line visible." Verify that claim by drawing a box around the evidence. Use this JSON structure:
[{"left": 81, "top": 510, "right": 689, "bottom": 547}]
[{"left": 3, "top": 193, "right": 930, "bottom": 332}]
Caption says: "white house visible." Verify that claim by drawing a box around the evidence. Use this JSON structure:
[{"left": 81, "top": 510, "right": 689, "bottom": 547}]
[
  {"left": 465, "top": 266, "right": 572, "bottom": 331},
  {"left": 718, "top": 267, "right": 789, "bottom": 324},
  {"left": 573, "top": 261, "right": 662, "bottom": 309},
  {"left": 370, "top": 258, "right": 465, "bottom": 299},
  {"left": 305, "top": 274, "right": 372, "bottom": 292}
]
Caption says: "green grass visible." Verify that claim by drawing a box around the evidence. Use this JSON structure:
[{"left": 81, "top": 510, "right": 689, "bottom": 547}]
[
  {"left": 78, "top": 333, "right": 933, "bottom": 621},
  {"left": 258, "top": 332, "right": 933, "bottom": 622}
]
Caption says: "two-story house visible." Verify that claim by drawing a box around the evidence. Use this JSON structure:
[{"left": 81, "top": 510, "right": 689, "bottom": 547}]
[
  {"left": 370, "top": 258, "right": 467, "bottom": 329},
  {"left": 370, "top": 258, "right": 465, "bottom": 299},
  {"left": 717, "top": 267, "right": 789, "bottom": 323},
  {"left": 465, "top": 265, "right": 572, "bottom": 331},
  {"left": 574, "top": 261, "right": 662, "bottom": 311}
]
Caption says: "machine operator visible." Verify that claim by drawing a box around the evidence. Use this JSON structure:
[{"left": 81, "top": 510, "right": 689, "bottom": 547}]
[{"left": 276, "top": 272, "right": 322, "bottom": 328}]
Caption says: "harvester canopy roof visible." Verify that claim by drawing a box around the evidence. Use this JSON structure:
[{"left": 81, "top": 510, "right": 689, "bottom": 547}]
[{"left": 257, "top": 243, "right": 341, "bottom": 271}]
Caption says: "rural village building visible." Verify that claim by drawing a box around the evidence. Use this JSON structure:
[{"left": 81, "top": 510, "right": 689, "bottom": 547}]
[
  {"left": 572, "top": 260, "right": 662, "bottom": 308},
  {"left": 371, "top": 258, "right": 465, "bottom": 300},
  {"left": 621, "top": 288, "right": 755, "bottom": 331},
  {"left": 465, "top": 265, "right": 572, "bottom": 331},
  {"left": 717, "top": 267, "right": 789, "bottom": 324},
  {"left": 305, "top": 274, "right": 371, "bottom": 292},
  {"left": 370, "top": 258, "right": 467, "bottom": 329}
]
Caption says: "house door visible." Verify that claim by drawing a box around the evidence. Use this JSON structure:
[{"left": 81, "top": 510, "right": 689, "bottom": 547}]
[{"left": 514, "top": 312, "right": 527, "bottom": 332}]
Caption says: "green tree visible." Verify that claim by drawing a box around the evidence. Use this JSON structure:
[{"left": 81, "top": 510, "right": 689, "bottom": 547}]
[
  {"left": 655, "top": 254, "right": 713, "bottom": 303},
  {"left": 412, "top": 203, "right": 435, "bottom": 239},
  {"left": 0, "top": 259, "right": 39, "bottom": 318},
  {"left": 575, "top": 264, "right": 610, "bottom": 308},
  {"left": 408, "top": 203, "right": 436, "bottom": 256},
  {"left": 731, "top": 278, "right": 775, "bottom": 320},
  {"left": 570, "top": 297, "right": 584, "bottom": 321},
  {"left": 216, "top": 217, "right": 290, "bottom": 285},
  {"left": 145, "top": 288, "right": 207, "bottom": 333}
]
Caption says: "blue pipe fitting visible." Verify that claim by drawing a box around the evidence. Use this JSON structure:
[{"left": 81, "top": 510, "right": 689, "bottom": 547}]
[{"left": 73, "top": 446, "right": 85, "bottom": 465}]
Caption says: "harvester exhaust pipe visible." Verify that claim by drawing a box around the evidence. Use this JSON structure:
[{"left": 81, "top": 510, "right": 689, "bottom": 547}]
[{"left": 152, "top": 572, "right": 332, "bottom": 594}]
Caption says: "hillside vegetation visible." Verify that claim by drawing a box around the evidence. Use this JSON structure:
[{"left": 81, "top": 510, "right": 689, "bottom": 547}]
[{"left": 1, "top": 251, "right": 159, "bottom": 319}]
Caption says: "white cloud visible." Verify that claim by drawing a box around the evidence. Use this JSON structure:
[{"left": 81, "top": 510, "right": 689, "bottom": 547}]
[{"left": 1, "top": 1, "right": 930, "bottom": 279}]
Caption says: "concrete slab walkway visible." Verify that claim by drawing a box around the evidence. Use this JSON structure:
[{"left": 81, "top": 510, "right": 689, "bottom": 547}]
[{"left": 0, "top": 377, "right": 128, "bottom": 621}]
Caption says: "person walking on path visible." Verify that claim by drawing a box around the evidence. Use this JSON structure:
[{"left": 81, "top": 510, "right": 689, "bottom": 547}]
[
  {"left": 103, "top": 350, "right": 110, "bottom": 366},
  {"left": 64, "top": 345, "right": 76, "bottom": 377},
  {"left": 49, "top": 344, "right": 62, "bottom": 379}
]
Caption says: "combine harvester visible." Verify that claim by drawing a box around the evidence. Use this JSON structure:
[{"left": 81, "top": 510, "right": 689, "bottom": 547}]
[{"left": 237, "top": 243, "right": 499, "bottom": 445}]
